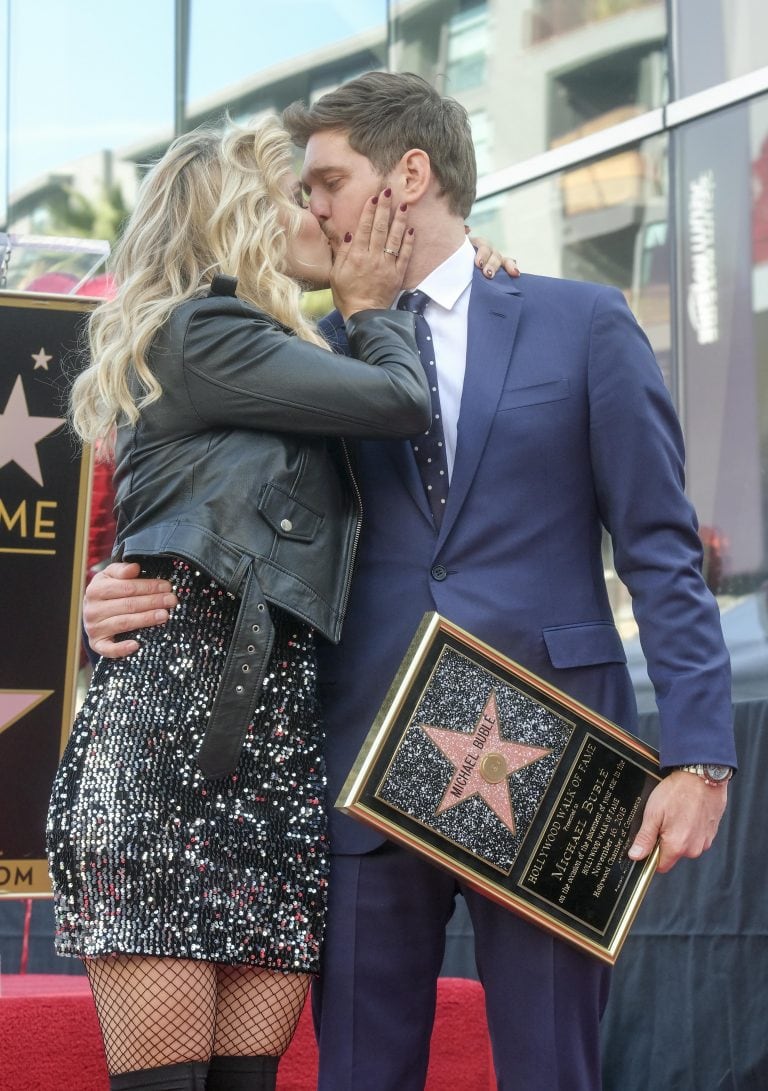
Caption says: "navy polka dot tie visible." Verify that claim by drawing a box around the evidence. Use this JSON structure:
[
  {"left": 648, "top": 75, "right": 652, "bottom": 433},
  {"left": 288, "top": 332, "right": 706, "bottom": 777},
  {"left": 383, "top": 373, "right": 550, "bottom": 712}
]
[{"left": 398, "top": 290, "right": 449, "bottom": 527}]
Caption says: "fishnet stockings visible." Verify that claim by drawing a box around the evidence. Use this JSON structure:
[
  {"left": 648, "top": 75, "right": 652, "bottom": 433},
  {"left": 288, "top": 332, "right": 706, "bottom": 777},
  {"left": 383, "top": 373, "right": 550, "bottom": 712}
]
[
  {"left": 85, "top": 956, "right": 310, "bottom": 1076},
  {"left": 213, "top": 964, "right": 309, "bottom": 1057}
]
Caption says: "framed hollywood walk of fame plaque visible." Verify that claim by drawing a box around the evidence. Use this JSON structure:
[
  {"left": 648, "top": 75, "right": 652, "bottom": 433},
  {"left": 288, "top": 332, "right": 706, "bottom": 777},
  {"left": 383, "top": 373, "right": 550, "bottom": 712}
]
[{"left": 337, "top": 613, "right": 661, "bottom": 964}]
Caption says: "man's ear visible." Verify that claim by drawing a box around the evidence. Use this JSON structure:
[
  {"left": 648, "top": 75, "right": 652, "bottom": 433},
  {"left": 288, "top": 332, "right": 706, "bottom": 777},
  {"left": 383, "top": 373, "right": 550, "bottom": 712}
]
[{"left": 394, "top": 148, "right": 432, "bottom": 204}]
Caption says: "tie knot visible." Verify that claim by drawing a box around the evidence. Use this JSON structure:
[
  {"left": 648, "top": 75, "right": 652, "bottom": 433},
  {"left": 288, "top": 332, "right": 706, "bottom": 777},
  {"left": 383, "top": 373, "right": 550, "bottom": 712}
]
[{"left": 397, "top": 289, "right": 430, "bottom": 316}]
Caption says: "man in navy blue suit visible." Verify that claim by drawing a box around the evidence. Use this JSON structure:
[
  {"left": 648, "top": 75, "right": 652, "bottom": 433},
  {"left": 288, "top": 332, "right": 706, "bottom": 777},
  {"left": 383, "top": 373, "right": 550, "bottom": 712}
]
[{"left": 84, "top": 72, "right": 734, "bottom": 1090}]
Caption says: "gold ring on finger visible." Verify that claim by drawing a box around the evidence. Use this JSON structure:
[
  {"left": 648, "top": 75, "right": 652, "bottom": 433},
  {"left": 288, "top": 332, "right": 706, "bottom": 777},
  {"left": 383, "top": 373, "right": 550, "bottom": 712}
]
[{"left": 383, "top": 247, "right": 400, "bottom": 256}]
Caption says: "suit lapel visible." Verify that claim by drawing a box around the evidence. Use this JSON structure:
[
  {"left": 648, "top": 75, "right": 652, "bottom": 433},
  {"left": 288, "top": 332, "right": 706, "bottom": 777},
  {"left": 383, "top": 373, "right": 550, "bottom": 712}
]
[{"left": 438, "top": 270, "right": 522, "bottom": 543}]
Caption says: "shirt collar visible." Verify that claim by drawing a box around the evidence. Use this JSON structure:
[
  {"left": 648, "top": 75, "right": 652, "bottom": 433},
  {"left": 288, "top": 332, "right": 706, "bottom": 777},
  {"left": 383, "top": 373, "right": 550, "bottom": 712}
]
[{"left": 408, "top": 236, "right": 475, "bottom": 312}]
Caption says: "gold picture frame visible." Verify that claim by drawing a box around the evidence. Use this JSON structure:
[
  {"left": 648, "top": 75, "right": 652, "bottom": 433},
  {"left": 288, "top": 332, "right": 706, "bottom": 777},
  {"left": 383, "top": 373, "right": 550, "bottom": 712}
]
[{"left": 337, "top": 612, "right": 661, "bottom": 964}]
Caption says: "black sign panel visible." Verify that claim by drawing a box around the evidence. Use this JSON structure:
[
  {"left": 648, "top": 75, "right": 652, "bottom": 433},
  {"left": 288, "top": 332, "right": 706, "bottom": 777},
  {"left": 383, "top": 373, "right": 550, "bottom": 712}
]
[{"left": 0, "top": 292, "right": 93, "bottom": 896}]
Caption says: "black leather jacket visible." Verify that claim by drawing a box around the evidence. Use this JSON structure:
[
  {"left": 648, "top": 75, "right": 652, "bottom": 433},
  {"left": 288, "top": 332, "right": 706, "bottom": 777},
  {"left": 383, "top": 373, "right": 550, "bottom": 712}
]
[{"left": 112, "top": 277, "right": 430, "bottom": 776}]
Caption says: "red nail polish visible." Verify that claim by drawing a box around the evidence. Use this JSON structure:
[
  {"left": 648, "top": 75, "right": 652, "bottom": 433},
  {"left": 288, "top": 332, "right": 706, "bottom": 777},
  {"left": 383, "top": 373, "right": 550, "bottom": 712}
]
[
  {"left": 383, "top": 188, "right": 392, "bottom": 198},
  {"left": 344, "top": 232, "right": 352, "bottom": 242},
  {"left": 400, "top": 203, "right": 407, "bottom": 212},
  {"left": 408, "top": 227, "right": 415, "bottom": 235},
  {"left": 371, "top": 195, "right": 379, "bottom": 204}
]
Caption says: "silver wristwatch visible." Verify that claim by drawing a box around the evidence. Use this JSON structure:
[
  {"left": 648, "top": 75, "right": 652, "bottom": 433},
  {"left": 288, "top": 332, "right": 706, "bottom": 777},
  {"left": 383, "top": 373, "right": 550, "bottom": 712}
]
[{"left": 676, "top": 763, "right": 733, "bottom": 787}]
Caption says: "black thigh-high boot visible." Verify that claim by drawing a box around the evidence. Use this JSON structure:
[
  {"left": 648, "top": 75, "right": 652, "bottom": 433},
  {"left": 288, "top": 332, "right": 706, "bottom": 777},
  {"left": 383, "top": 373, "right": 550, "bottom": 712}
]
[
  {"left": 206, "top": 1055, "right": 278, "bottom": 1090},
  {"left": 110, "top": 1061, "right": 208, "bottom": 1090}
]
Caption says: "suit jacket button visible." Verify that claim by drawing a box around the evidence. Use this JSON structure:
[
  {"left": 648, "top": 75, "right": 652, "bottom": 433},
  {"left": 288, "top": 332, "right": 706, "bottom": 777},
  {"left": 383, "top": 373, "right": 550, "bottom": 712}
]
[{"left": 431, "top": 564, "right": 447, "bottom": 581}]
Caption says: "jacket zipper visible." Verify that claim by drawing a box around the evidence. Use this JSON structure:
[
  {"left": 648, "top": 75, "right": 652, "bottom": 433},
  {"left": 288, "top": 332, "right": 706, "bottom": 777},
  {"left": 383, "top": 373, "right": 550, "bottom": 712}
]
[{"left": 338, "top": 438, "right": 363, "bottom": 626}]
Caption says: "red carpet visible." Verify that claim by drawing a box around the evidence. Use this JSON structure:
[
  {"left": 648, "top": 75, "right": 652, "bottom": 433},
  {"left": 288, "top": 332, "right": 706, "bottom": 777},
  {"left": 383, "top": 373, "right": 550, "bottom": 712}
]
[{"left": 0, "top": 975, "right": 494, "bottom": 1090}]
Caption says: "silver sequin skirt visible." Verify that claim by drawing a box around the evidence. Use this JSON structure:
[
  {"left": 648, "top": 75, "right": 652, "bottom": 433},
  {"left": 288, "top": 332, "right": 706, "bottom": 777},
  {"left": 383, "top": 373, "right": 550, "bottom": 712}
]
[{"left": 46, "top": 557, "right": 328, "bottom": 973}]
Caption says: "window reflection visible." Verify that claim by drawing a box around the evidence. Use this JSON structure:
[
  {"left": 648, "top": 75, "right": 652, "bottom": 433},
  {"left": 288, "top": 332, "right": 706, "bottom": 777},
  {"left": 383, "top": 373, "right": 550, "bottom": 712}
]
[
  {"left": 471, "top": 134, "right": 669, "bottom": 323},
  {"left": 0, "top": 0, "right": 7, "bottom": 227},
  {"left": 446, "top": 4, "right": 488, "bottom": 92},
  {"left": 391, "top": 0, "right": 666, "bottom": 169},
  {"left": 0, "top": 0, "right": 672, "bottom": 244},
  {"left": 549, "top": 40, "right": 665, "bottom": 145},
  {"left": 677, "top": 99, "right": 767, "bottom": 606},
  {"left": 527, "top": 0, "right": 659, "bottom": 43},
  {"left": 2, "top": 0, "right": 174, "bottom": 269},
  {"left": 186, "top": 2, "right": 387, "bottom": 107},
  {"left": 186, "top": 2, "right": 388, "bottom": 128},
  {"left": 674, "top": 0, "right": 768, "bottom": 97}
]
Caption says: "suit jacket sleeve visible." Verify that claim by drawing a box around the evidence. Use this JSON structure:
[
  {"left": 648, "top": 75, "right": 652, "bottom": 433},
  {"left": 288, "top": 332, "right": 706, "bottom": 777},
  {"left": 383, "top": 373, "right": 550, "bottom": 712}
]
[{"left": 586, "top": 286, "right": 734, "bottom": 768}]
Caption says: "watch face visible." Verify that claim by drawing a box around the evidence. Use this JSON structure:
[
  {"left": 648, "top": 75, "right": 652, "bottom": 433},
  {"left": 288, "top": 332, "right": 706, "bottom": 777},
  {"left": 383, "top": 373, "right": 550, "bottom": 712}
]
[{"left": 703, "top": 764, "right": 732, "bottom": 782}]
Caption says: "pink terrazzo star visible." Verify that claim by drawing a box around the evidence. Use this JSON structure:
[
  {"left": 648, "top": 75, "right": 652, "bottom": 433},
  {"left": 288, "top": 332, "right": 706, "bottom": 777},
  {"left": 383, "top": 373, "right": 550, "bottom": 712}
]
[{"left": 422, "top": 690, "right": 551, "bottom": 835}]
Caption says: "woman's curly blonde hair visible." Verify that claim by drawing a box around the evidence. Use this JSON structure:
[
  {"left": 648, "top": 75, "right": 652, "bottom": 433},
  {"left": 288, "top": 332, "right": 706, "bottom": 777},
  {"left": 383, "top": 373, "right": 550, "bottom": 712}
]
[{"left": 71, "top": 115, "right": 327, "bottom": 450}]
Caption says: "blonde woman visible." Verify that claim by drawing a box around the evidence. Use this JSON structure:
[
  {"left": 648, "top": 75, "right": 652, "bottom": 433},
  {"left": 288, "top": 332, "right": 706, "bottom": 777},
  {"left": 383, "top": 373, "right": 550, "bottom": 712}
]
[{"left": 46, "top": 117, "right": 431, "bottom": 1091}]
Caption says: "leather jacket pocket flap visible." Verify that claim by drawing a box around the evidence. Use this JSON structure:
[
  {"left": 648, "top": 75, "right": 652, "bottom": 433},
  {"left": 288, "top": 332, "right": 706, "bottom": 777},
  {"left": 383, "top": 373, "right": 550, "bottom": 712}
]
[
  {"left": 542, "top": 622, "right": 627, "bottom": 668},
  {"left": 258, "top": 482, "right": 323, "bottom": 542}
]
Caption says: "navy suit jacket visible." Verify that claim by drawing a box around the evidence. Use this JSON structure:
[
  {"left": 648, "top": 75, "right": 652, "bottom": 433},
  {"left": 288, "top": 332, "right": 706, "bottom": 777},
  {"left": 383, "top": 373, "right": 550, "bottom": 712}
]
[{"left": 319, "top": 267, "right": 734, "bottom": 855}]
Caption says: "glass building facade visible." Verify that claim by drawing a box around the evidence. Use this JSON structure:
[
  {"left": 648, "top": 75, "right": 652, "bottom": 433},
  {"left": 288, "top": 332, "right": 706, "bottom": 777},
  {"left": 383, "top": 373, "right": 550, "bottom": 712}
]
[{"left": 2, "top": 0, "right": 767, "bottom": 703}]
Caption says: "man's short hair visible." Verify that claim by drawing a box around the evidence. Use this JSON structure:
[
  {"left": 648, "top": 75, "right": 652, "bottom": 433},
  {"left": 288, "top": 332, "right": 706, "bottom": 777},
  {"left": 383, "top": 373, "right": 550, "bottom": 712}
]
[{"left": 283, "top": 71, "right": 477, "bottom": 220}]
